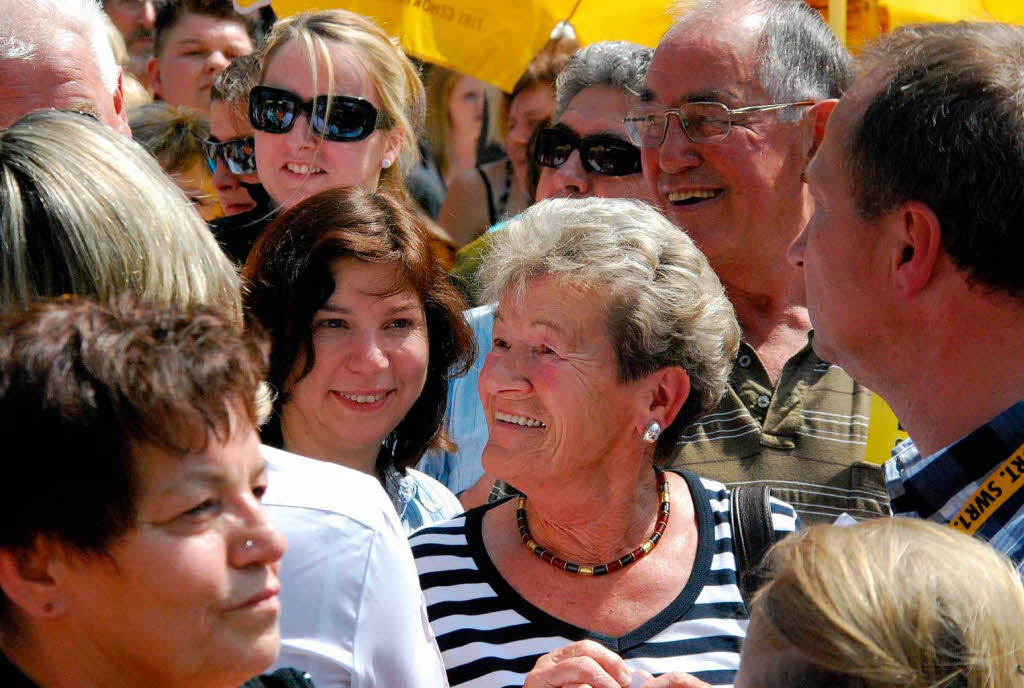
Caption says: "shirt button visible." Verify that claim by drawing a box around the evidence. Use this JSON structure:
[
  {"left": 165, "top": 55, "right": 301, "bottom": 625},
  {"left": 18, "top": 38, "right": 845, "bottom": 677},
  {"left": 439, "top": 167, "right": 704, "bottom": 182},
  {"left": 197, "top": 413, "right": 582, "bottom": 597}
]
[
  {"left": 756, "top": 394, "right": 771, "bottom": 409},
  {"left": 737, "top": 354, "right": 752, "bottom": 368}
]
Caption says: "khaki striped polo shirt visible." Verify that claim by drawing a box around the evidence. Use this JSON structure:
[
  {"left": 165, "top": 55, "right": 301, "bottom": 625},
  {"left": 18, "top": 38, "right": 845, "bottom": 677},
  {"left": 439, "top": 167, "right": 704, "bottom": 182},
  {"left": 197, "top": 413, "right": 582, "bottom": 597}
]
[{"left": 668, "top": 336, "right": 890, "bottom": 524}]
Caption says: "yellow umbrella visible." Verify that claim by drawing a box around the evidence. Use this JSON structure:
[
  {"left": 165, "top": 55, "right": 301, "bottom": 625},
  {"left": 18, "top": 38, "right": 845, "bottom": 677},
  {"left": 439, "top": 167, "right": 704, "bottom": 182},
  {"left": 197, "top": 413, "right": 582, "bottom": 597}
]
[
  {"left": 233, "top": 0, "right": 676, "bottom": 91},
  {"left": 880, "top": 0, "right": 1024, "bottom": 25}
]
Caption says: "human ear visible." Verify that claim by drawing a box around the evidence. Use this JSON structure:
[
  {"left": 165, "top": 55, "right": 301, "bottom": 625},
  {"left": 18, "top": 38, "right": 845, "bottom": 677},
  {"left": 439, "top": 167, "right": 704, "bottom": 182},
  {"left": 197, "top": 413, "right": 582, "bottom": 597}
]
[
  {"left": 806, "top": 99, "right": 838, "bottom": 161},
  {"left": 112, "top": 72, "right": 132, "bottom": 139},
  {"left": 147, "top": 56, "right": 162, "bottom": 99},
  {"left": 0, "top": 540, "right": 67, "bottom": 621},
  {"left": 380, "top": 127, "right": 405, "bottom": 172},
  {"left": 891, "top": 200, "right": 943, "bottom": 299},
  {"left": 636, "top": 367, "right": 690, "bottom": 438}
]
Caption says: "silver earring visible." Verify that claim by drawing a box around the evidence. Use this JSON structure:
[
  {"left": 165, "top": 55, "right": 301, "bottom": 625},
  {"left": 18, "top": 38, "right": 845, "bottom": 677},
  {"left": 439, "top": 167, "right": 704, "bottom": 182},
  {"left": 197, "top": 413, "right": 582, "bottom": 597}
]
[
  {"left": 244, "top": 539, "right": 255, "bottom": 550},
  {"left": 642, "top": 421, "right": 661, "bottom": 443},
  {"left": 381, "top": 157, "right": 393, "bottom": 169}
]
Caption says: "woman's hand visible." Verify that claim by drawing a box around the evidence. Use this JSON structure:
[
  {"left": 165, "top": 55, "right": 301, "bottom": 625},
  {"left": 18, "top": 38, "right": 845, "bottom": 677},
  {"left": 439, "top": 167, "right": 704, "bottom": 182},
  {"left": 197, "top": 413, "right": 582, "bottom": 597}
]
[
  {"left": 524, "top": 640, "right": 713, "bottom": 688},
  {"left": 637, "top": 673, "right": 713, "bottom": 688},
  {"left": 525, "top": 640, "right": 635, "bottom": 688}
]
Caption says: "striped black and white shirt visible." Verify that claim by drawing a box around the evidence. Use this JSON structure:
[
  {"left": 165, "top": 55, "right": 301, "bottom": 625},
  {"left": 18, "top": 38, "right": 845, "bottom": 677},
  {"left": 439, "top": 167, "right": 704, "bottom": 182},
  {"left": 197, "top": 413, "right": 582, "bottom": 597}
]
[{"left": 410, "top": 471, "right": 798, "bottom": 688}]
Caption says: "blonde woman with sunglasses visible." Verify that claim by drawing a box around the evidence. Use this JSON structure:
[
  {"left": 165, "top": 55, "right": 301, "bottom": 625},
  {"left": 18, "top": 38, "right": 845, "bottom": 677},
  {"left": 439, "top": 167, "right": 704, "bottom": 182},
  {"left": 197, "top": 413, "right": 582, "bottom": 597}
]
[{"left": 249, "top": 10, "right": 421, "bottom": 211}]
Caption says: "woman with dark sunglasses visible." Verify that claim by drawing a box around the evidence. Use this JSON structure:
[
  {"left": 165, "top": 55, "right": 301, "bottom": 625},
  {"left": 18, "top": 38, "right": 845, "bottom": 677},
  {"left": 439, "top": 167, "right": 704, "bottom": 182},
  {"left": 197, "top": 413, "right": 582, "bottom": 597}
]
[
  {"left": 249, "top": 10, "right": 419, "bottom": 211},
  {"left": 242, "top": 9, "right": 458, "bottom": 271},
  {"left": 208, "top": 55, "right": 264, "bottom": 218}
]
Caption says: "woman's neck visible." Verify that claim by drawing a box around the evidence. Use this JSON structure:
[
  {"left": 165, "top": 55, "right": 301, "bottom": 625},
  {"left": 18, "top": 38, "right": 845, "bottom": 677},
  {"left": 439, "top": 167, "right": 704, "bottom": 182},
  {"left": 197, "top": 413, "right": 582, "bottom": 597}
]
[
  {"left": 3, "top": 631, "right": 126, "bottom": 688},
  {"left": 279, "top": 409, "right": 380, "bottom": 477},
  {"left": 519, "top": 462, "right": 663, "bottom": 564}
]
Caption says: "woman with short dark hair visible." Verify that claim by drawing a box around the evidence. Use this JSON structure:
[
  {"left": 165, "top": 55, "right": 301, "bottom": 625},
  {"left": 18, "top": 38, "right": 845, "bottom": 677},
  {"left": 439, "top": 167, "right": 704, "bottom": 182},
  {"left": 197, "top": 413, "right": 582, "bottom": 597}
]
[
  {"left": 0, "top": 295, "right": 284, "bottom": 688},
  {"left": 244, "top": 186, "right": 475, "bottom": 531}
]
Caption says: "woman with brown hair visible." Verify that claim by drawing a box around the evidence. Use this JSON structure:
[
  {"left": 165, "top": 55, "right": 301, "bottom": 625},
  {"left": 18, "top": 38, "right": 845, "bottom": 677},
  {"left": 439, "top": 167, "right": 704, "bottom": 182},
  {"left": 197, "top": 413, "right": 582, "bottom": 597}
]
[{"left": 244, "top": 186, "right": 474, "bottom": 532}]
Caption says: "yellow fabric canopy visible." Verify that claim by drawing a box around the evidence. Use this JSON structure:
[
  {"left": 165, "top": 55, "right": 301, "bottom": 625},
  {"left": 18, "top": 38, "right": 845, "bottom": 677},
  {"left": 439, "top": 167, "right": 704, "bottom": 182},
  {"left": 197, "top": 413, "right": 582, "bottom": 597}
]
[
  {"left": 233, "top": 0, "right": 676, "bottom": 92},
  {"left": 881, "top": 0, "right": 1024, "bottom": 25}
]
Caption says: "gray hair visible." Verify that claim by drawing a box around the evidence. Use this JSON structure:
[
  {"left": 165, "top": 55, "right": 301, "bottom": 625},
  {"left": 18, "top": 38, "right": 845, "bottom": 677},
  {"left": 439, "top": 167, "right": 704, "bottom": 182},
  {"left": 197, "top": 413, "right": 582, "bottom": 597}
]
[
  {"left": 480, "top": 197, "right": 740, "bottom": 461},
  {"left": 672, "top": 0, "right": 852, "bottom": 120},
  {"left": 0, "top": 110, "right": 241, "bottom": 323},
  {"left": 554, "top": 41, "right": 653, "bottom": 120},
  {"left": 0, "top": 0, "right": 120, "bottom": 94}
]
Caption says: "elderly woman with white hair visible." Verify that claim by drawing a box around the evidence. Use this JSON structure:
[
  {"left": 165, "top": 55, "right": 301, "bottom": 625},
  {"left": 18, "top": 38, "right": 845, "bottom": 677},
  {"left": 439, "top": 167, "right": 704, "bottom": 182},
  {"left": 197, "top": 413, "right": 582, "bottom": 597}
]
[{"left": 410, "top": 197, "right": 799, "bottom": 688}]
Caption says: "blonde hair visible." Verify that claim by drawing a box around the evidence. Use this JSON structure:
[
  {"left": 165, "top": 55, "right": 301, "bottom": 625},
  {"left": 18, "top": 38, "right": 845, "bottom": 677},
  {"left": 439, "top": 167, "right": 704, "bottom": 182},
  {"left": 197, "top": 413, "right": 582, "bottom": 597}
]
[
  {"left": 424, "top": 66, "right": 462, "bottom": 179},
  {"left": 121, "top": 72, "right": 153, "bottom": 110},
  {"left": 257, "top": 9, "right": 424, "bottom": 192},
  {"left": 0, "top": 110, "right": 241, "bottom": 323},
  {"left": 129, "top": 102, "right": 209, "bottom": 174},
  {"left": 752, "top": 519, "right": 1024, "bottom": 688}
]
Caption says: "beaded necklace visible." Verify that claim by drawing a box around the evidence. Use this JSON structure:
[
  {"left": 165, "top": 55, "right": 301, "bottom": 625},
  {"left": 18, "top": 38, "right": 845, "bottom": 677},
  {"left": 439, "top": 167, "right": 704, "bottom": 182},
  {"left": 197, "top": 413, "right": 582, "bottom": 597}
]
[{"left": 516, "top": 468, "right": 670, "bottom": 576}]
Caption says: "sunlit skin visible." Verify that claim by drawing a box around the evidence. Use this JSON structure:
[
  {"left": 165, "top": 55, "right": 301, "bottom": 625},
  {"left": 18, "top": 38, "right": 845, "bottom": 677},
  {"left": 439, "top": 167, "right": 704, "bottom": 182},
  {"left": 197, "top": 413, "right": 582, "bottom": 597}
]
[
  {"left": 148, "top": 14, "right": 253, "bottom": 115},
  {"left": 280, "top": 260, "right": 430, "bottom": 476},
  {"left": 639, "top": 16, "right": 812, "bottom": 277},
  {"left": 479, "top": 275, "right": 655, "bottom": 490},
  {"left": 535, "top": 85, "right": 651, "bottom": 202},
  {"left": 0, "top": 30, "right": 130, "bottom": 136},
  {"left": 29, "top": 421, "right": 286, "bottom": 687},
  {"left": 253, "top": 40, "right": 403, "bottom": 209},
  {"left": 506, "top": 82, "right": 555, "bottom": 194},
  {"left": 787, "top": 75, "right": 885, "bottom": 375},
  {"left": 208, "top": 99, "right": 258, "bottom": 216}
]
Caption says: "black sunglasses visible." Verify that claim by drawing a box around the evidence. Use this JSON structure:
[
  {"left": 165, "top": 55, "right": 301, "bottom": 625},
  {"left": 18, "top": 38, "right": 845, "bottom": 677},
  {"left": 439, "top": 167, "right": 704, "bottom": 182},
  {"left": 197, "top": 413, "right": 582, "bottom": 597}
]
[
  {"left": 533, "top": 127, "right": 642, "bottom": 176},
  {"left": 249, "top": 85, "right": 391, "bottom": 142},
  {"left": 202, "top": 136, "right": 257, "bottom": 176}
]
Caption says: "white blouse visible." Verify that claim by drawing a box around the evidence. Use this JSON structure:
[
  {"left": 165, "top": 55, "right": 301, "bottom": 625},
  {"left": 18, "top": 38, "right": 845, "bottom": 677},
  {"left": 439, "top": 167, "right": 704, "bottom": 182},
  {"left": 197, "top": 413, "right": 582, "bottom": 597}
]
[{"left": 261, "top": 445, "right": 449, "bottom": 688}]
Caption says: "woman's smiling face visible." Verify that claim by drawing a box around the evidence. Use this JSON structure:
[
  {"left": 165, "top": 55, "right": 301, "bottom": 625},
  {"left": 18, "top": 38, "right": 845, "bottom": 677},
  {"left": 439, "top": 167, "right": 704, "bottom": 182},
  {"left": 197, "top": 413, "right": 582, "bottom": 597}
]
[
  {"left": 254, "top": 40, "right": 401, "bottom": 209},
  {"left": 478, "top": 274, "right": 650, "bottom": 487},
  {"left": 280, "top": 259, "right": 430, "bottom": 462}
]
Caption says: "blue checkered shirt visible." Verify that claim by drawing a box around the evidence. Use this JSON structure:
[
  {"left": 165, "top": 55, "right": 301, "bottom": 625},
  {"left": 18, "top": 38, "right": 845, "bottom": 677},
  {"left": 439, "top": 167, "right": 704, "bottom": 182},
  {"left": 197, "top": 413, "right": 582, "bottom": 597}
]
[{"left": 884, "top": 398, "right": 1024, "bottom": 572}]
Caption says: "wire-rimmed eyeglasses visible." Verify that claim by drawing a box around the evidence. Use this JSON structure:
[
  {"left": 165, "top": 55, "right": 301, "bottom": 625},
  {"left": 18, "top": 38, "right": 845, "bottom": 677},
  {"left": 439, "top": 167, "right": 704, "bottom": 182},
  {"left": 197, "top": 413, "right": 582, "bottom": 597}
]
[{"left": 624, "top": 100, "right": 814, "bottom": 147}]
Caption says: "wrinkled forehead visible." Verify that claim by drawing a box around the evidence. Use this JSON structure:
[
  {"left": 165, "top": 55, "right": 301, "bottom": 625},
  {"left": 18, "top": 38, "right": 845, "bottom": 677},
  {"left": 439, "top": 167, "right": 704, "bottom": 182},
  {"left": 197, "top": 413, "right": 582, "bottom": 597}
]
[
  {"left": 0, "top": 40, "right": 109, "bottom": 129},
  {"left": 644, "top": 15, "right": 768, "bottom": 106}
]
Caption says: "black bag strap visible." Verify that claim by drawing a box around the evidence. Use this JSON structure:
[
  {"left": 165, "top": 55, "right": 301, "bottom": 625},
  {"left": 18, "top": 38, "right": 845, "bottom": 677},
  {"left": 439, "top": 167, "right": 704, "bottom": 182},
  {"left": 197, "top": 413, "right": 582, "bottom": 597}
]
[
  {"left": 239, "top": 668, "right": 316, "bottom": 688},
  {"left": 729, "top": 484, "right": 776, "bottom": 609}
]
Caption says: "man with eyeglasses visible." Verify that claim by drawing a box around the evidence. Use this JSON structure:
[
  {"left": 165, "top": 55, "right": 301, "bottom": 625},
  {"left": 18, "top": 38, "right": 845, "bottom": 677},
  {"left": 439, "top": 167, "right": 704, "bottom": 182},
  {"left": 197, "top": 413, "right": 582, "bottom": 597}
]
[
  {"left": 418, "top": 41, "right": 657, "bottom": 508},
  {"left": 638, "top": 0, "right": 890, "bottom": 524},
  {"left": 790, "top": 23, "right": 1024, "bottom": 568}
]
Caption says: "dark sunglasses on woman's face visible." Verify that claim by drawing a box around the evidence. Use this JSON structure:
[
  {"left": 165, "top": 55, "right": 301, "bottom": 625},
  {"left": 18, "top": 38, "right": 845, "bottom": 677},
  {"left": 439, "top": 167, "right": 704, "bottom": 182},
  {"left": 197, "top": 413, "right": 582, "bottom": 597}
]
[
  {"left": 202, "top": 136, "right": 257, "bottom": 176},
  {"left": 248, "top": 85, "right": 391, "bottom": 143},
  {"left": 533, "top": 126, "right": 642, "bottom": 176}
]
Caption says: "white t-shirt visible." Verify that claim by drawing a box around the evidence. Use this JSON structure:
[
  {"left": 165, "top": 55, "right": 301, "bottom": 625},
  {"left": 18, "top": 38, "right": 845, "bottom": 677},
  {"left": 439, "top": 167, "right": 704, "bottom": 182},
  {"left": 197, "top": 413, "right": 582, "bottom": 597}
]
[{"left": 261, "top": 445, "right": 449, "bottom": 688}]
